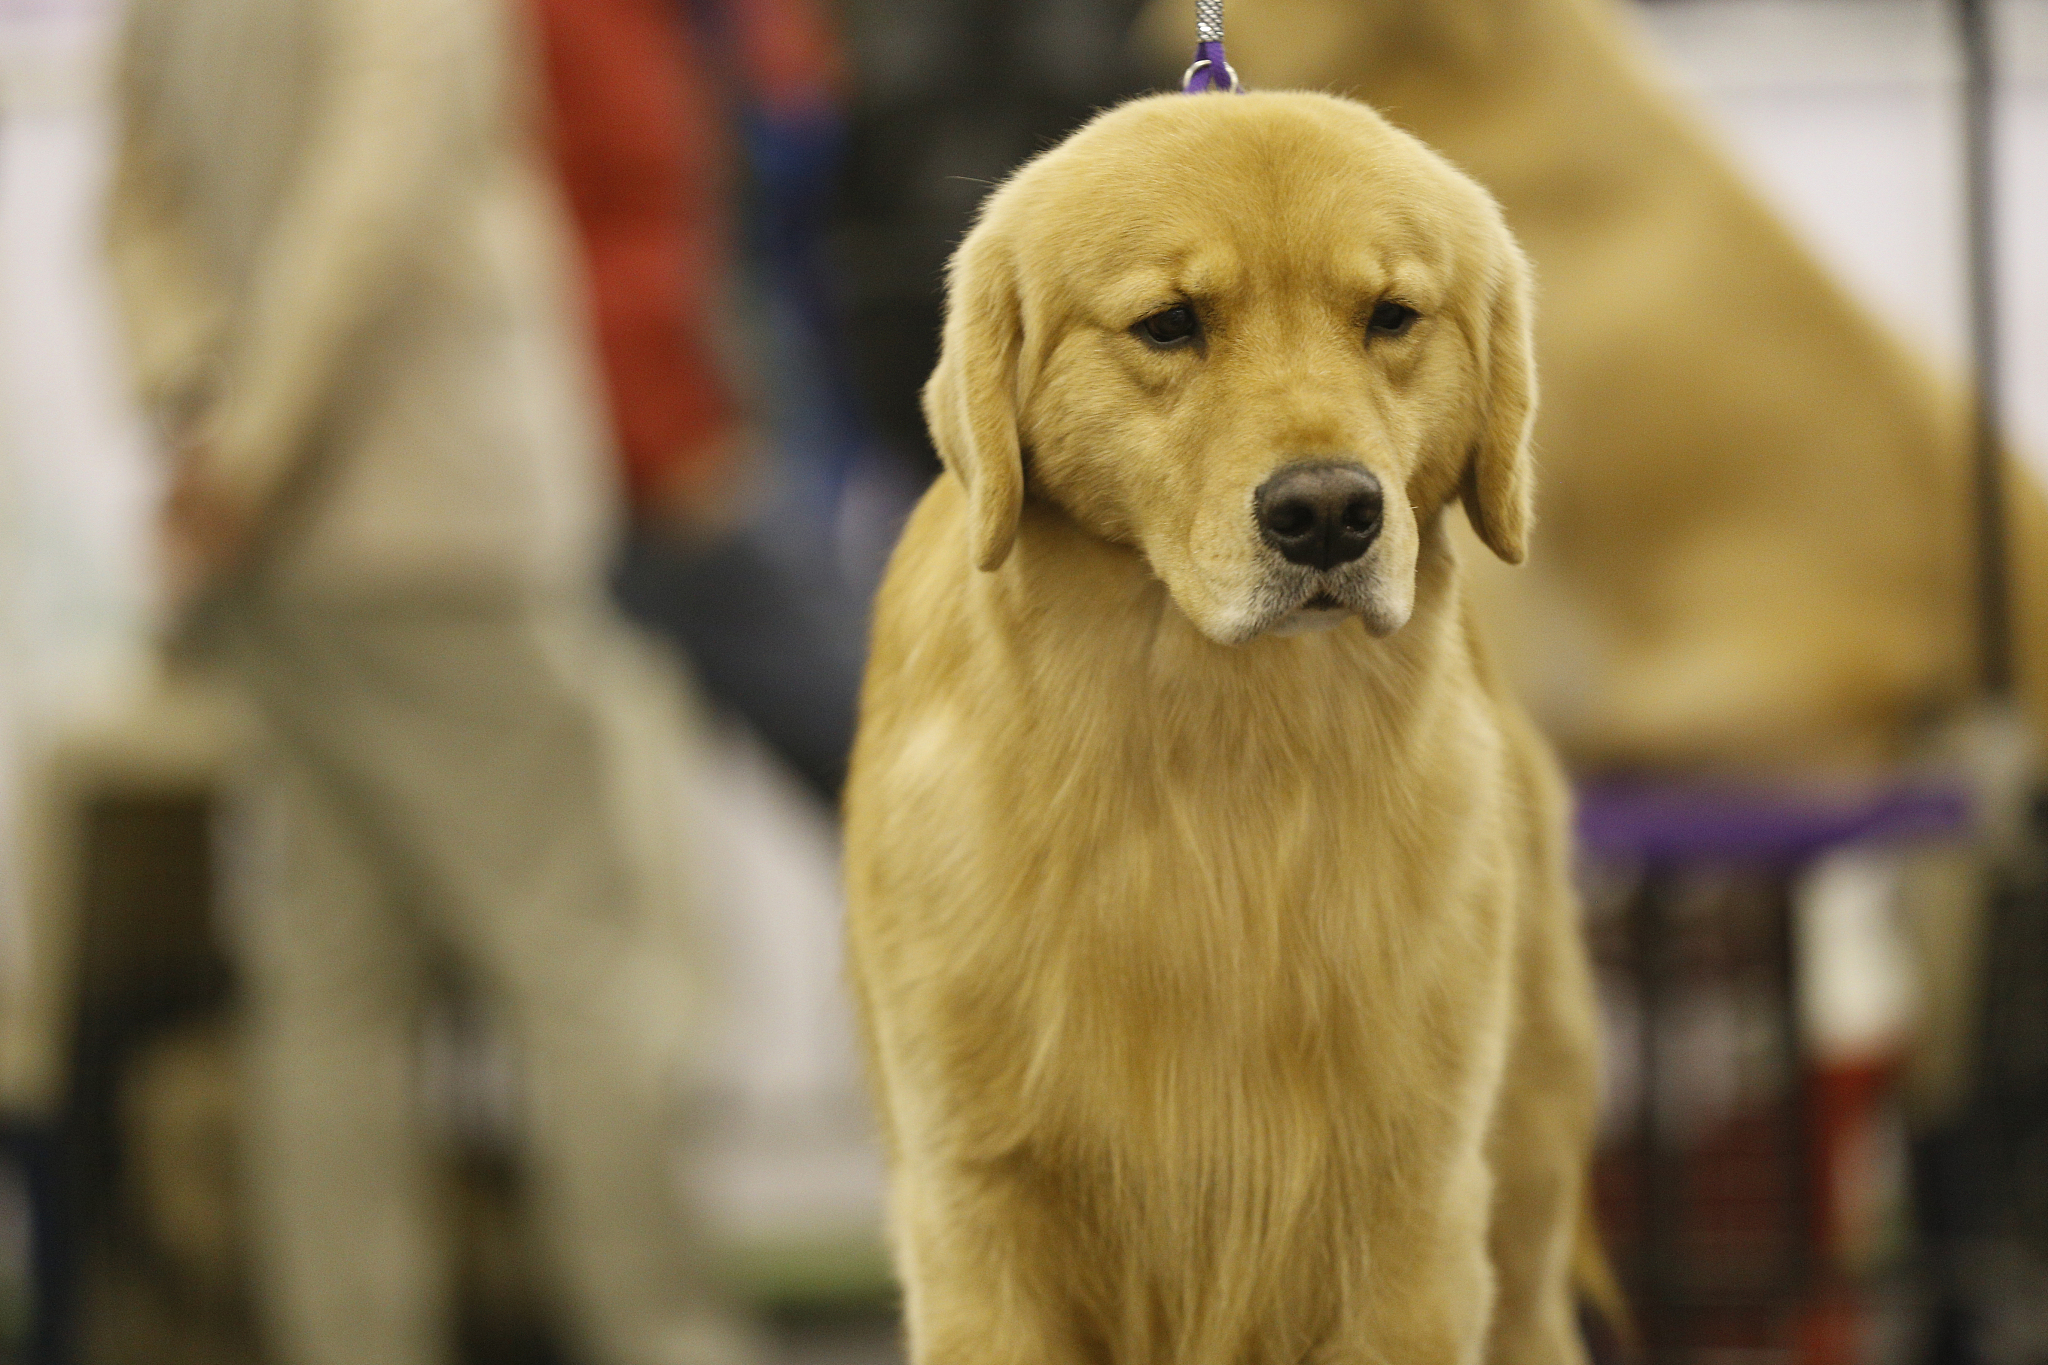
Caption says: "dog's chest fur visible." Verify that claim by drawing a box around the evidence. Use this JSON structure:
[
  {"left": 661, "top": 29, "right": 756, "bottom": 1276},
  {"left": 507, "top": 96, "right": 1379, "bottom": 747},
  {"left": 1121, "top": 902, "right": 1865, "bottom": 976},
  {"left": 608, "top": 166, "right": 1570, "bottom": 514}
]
[{"left": 848, "top": 497, "right": 1525, "bottom": 1342}]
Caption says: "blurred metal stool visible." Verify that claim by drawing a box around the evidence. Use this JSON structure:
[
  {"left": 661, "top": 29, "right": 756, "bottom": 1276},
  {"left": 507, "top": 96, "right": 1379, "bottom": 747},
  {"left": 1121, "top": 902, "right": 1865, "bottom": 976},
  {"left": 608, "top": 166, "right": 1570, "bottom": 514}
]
[
  {"left": 1578, "top": 782, "right": 1969, "bottom": 1364},
  {"left": 0, "top": 669, "right": 249, "bottom": 1365}
]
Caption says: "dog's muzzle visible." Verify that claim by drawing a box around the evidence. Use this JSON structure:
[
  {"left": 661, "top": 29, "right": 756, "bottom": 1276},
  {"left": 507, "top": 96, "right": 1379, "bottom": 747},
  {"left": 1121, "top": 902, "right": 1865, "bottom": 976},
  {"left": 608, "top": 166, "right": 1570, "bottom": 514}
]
[{"left": 1255, "top": 462, "right": 1383, "bottom": 571}]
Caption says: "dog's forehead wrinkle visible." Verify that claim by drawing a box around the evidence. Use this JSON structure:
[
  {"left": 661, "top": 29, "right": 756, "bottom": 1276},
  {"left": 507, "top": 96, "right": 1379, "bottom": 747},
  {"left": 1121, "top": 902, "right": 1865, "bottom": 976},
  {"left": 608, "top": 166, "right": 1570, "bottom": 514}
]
[
  {"left": 1094, "top": 244, "right": 1242, "bottom": 320},
  {"left": 1335, "top": 244, "right": 1442, "bottom": 304},
  {"left": 1201, "top": 202, "right": 1449, "bottom": 316}
]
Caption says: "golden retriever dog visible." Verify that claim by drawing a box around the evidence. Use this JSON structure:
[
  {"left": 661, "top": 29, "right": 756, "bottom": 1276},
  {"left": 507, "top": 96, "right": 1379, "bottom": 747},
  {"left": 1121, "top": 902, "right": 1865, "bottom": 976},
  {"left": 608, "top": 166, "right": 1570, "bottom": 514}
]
[
  {"left": 844, "top": 91, "right": 1602, "bottom": 1365},
  {"left": 1140, "top": 0, "right": 2048, "bottom": 775}
]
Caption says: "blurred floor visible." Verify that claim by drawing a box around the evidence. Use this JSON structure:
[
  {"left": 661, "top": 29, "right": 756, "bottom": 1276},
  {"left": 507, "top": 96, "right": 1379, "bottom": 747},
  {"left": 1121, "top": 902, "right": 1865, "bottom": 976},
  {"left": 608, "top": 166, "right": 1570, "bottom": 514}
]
[{"left": 767, "top": 1312, "right": 901, "bottom": 1365}]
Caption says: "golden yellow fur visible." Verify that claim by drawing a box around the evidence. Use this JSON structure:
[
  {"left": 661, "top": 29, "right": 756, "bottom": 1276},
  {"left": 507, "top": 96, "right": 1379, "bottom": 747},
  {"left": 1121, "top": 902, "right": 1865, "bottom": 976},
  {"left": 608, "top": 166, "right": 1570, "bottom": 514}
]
[
  {"left": 1150, "top": 0, "right": 2048, "bottom": 775},
  {"left": 844, "top": 92, "right": 1601, "bottom": 1365}
]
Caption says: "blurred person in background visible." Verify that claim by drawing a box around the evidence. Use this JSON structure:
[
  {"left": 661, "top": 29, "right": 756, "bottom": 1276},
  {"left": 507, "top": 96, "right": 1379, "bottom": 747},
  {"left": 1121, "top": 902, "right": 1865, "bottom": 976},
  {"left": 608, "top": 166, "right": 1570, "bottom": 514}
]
[
  {"left": 534, "top": 0, "right": 866, "bottom": 802},
  {"left": 102, "top": 0, "right": 753, "bottom": 1362},
  {"left": 548, "top": 0, "right": 1161, "bottom": 803}
]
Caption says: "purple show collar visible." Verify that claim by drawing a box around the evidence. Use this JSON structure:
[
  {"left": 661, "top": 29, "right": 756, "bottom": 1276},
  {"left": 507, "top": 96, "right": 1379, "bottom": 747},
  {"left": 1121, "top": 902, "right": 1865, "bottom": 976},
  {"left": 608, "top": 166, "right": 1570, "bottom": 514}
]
[
  {"left": 1183, "top": 0, "right": 1241, "bottom": 93},
  {"left": 1183, "top": 39, "right": 1240, "bottom": 94}
]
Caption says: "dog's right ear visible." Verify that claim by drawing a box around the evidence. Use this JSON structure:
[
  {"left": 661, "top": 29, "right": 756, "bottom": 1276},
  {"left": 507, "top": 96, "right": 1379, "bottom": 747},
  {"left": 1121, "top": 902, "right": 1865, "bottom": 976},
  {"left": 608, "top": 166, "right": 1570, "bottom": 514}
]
[
  {"left": 923, "top": 227, "right": 1025, "bottom": 572},
  {"left": 1460, "top": 244, "right": 1537, "bottom": 565}
]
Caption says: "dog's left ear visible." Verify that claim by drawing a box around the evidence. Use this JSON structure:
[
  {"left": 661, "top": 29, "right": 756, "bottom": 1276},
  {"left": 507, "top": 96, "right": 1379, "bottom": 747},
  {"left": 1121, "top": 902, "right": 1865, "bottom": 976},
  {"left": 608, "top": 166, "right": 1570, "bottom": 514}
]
[
  {"left": 923, "top": 225, "right": 1025, "bottom": 572},
  {"left": 1460, "top": 246, "right": 1537, "bottom": 564}
]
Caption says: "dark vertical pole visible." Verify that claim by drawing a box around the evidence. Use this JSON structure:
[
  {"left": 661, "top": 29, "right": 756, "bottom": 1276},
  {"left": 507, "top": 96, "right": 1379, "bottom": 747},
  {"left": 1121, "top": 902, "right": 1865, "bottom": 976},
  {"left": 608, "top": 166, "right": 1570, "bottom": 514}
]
[
  {"left": 1634, "top": 869, "right": 1675, "bottom": 1363},
  {"left": 1917, "top": 14, "right": 2017, "bottom": 1360},
  {"left": 1772, "top": 876, "right": 1815, "bottom": 1301},
  {"left": 1957, "top": 0, "right": 2009, "bottom": 699}
]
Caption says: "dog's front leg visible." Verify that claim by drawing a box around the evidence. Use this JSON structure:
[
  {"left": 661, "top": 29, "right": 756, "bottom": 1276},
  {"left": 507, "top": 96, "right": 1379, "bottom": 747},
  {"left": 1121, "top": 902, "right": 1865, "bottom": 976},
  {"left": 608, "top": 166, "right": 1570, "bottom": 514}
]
[
  {"left": 1319, "top": 1150, "right": 1498, "bottom": 1365},
  {"left": 890, "top": 1157, "right": 1089, "bottom": 1365},
  {"left": 1482, "top": 880, "right": 1602, "bottom": 1365}
]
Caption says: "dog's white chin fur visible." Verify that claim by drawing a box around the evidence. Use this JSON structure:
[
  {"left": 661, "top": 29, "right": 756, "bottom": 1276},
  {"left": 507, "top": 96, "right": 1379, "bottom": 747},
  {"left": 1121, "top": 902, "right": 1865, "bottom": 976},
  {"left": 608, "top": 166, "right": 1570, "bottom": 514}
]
[
  {"left": 1267, "top": 608, "right": 1354, "bottom": 637},
  {"left": 1189, "top": 588, "right": 1413, "bottom": 646},
  {"left": 1164, "top": 539, "right": 1416, "bottom": 647},
  {"left": 1261, "top": 596, "right": 1413, "bottom": 640}
]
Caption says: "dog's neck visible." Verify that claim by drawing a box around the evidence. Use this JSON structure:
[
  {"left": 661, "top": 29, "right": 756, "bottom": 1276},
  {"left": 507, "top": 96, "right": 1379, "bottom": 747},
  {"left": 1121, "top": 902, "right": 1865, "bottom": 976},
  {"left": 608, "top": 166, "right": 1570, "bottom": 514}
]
[
  {"left": 984, "top": 500, "right": 1478, "bottom": 764},
  {"left": 945, "top": 499, "right": 1505, "bottom": 971}
]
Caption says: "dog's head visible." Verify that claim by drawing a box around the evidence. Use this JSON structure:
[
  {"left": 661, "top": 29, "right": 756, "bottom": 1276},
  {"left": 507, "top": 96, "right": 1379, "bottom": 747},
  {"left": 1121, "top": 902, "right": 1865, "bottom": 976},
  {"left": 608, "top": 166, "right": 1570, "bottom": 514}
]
[{"left": 924, "top": 91, "right": 1535, "bottom": 645}]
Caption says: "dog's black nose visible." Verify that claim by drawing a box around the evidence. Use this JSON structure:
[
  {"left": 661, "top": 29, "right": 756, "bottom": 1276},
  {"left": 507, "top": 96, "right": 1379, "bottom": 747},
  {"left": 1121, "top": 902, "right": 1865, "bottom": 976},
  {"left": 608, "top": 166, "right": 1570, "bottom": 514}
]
[{"left": 1255, "top": 463, "right": 1383, "bottom": 570}]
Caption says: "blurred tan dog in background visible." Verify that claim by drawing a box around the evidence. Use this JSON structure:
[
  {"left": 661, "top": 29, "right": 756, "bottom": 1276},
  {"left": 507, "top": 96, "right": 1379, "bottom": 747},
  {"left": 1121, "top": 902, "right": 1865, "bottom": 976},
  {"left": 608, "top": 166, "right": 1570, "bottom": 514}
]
[
  {"left": 845, "top": 92, "right": 1603, "bottom": 1365},
  {"left": 1139, "top": 0, "right": 2048, "bottom": 776}
]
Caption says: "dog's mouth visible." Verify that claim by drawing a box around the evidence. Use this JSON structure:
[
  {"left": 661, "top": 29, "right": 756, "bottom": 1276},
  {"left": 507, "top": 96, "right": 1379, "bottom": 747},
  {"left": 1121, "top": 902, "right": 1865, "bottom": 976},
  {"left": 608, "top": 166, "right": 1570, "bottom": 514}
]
[
  {"left": 1258, "top": 584, "right": 1361, "bottom": 638},
  {"left": 1283, "top": 577, "right": 1367, "bottom": 620},
  {"left": 1226, "top": 549, "right": 1412, "bottom": 643},
  {"left": 1207, "top": 541, "right": 1408, "bottom": 645}
]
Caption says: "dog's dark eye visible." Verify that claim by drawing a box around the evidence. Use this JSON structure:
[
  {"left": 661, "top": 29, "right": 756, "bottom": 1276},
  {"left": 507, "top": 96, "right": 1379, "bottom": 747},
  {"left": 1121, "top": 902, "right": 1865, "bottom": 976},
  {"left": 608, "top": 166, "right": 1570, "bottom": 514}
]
[
  {"left": 1135, "top": 305, "right": 1200, "bottom": 348},
  {"left": 1367, "top": 300, "right": 1419, "bottom": 337}
]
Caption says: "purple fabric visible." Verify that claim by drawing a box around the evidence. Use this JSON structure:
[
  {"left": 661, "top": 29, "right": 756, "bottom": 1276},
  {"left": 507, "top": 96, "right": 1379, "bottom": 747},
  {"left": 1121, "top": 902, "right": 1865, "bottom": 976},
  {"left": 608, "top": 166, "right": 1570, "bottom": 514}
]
[
  {"left": 1575, "top": 779, "right": 1971, "bottom": 865},
  {"left": 1184, "top": 40, "right": 1236, "bottom": 93}
]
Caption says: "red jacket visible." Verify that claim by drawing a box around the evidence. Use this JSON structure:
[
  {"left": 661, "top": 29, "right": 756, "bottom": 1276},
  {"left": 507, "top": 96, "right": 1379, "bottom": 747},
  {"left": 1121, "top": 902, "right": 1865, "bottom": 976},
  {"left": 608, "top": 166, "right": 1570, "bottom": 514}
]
[{"left": 531, "top": 0, "right": 839, "bottom": 512}]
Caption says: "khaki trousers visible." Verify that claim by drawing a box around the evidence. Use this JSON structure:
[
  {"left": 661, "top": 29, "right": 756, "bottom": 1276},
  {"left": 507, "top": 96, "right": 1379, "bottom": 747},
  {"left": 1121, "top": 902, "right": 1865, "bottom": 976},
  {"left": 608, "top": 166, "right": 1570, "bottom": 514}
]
[{"left": 221, "top": 598, "right": 750, "bottom": 1365}]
